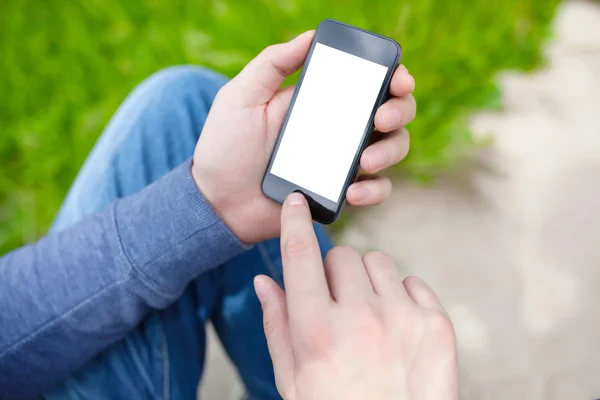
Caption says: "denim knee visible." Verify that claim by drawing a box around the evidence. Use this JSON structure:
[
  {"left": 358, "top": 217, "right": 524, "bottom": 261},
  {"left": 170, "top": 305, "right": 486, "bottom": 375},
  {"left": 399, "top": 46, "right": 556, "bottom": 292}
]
[
  {"left": 51, "top": 66, "right": 228, "bottom": 231},
  {"left": 140, "top": 65, "right": 228, "bottom": 105}
]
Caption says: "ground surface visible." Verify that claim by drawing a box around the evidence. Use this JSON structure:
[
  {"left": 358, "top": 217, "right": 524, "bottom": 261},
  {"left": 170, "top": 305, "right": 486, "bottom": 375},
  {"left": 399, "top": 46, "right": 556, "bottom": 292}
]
[{"left": 202, "top": 2, "right": 600, "bottom": 398}]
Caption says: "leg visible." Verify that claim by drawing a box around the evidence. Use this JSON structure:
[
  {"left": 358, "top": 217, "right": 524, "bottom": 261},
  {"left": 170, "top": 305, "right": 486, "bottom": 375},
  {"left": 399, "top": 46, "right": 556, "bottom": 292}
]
[
  {"left": 206, "top": 231, "right": 332, "bottom": 399},
  {"left": 47, "top": 66, "right": 227, "bottom": 400},
  {"left": 51, "top": 66, "right": 226, "bottom": 232},
  {"left": 46, "top": 65, "right": 333, "bottom": 400}
]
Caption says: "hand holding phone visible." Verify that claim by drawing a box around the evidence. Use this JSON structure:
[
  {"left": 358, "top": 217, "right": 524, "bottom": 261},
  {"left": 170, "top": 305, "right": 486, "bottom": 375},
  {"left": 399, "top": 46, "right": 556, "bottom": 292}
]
[
  {"left": 263, "top": 20, "right": 408, "bottom": 223},
  {"left": 193, "top": 23, "right": 415, "bottom": 243},
  {"left": 253, "top": 193, "right": 459, "bottom": 400}
]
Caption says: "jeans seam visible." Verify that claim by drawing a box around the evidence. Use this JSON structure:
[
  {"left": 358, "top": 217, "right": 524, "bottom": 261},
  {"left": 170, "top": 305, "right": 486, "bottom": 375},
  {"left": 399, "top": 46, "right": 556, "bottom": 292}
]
[{"left": 160, "top": 323, "right": 170, "bottom": 400}]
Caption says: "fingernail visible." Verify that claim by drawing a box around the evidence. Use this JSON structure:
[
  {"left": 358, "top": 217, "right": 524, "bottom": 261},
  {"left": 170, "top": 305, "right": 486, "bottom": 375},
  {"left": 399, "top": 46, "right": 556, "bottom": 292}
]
[
  {"left": 254, "top": 276, "right": 268, "bottom": 305},
  {"left": 368, "top": 150, "right": 388, "bottom": 171},
  {"left": 287, "top": 192, "right": 306, "bottom": 206},
  {"left": 351, "top": 186, "right": 370, "bottom": 202}
]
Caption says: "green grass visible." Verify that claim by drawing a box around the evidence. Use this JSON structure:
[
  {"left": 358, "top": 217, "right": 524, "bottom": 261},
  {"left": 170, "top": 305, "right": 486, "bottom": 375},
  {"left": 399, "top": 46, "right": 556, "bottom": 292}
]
[{"left": 0, "top": 0, "right": 560, "bottom": 253}]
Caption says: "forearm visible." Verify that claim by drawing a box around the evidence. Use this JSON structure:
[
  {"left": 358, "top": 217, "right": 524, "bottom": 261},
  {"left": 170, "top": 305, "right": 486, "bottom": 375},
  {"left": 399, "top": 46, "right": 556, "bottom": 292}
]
[{"left": 0, "top": 160, "right": 245, "bottom": 399}]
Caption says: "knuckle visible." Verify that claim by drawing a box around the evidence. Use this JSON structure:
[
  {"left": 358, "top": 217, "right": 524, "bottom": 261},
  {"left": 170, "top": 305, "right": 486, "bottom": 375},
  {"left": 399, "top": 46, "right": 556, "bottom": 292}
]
[
  {"left": 382, "top": 177, "right": 393, "bottom": 195},
  {"left": 325, "top": 246, "right": 360, "bottom": 264},
  {"left": 262, "top": 306, "right": 279, "bottom": 337},
  {"left": 407, "top": 73, "right": 416, "bottom": 92},
  {"left": 383, "top": 129, "right": 410, "bottom": 166},
  {"left": 349, "top": 304, "right": 387, "bottom": 339},
  {"left": 355, "top": 302, "right": 382, "bottom": 324},
  {"left": 370, "top": 179, "right": 392, "bottom": 206},
  {"left": 363, "top": 251, "right": 400, "bottom": 280},
  {"left": 408, "top": 95, "right": 417, "bottom": 120},
  {"left": 375, "top": 109, "right": 386, "bottom": 130},
  {"left": 366, "top": 179, "right": 392, "bottom": 206},
  {"left": 260, "top": 44, "right": 285, "bottom": 70},
  {"left": 363, "top": 250, "right": 394, "bottom": 266},
  {"left": 261, "top": 44, "right": 278, "bottom": 58},
  {"left": 389, "top": 147, "right": 404, "bottom": 165},
  {"left": 402, "top": 131, "right": 411, "bottom": 158},
  {"left": 426, "top": 311, "right": 456, "bottom": 342},
  {"left": 393, "top": 128, "right": 410, "bottom": 162},
  {"left": 283, "top": 235, "right": 314, "bottom": 258},
  {"left": 402, "top": 128, "right": 411, "bottom": 151},
  {"left": 402, "top": 275, "right": 422, "bottom": 289},
  {"left": 298, "top": 319, "right": 334, "bottom": 356}
]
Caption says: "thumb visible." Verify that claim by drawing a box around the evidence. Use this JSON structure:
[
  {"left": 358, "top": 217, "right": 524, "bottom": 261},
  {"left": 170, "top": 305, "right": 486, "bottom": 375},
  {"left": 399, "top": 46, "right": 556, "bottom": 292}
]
[
  {"left": 233, "top": 30, "right": 314, "bottom": 105},
  {"left": 254, "top": 275, "right": 295, "bottom": 397}
]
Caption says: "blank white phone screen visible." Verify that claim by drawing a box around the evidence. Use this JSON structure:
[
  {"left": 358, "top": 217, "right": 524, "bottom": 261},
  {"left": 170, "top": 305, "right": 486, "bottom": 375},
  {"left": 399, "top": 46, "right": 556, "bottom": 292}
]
[{"left": 270, "top": 43, "right": 388, "bottom": 203}]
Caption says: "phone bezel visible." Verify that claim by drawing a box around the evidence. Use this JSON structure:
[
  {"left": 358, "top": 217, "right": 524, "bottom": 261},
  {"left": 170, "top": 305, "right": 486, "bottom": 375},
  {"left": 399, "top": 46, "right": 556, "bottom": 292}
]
[{"left": 261, "top": 19, "right": 402, "bottom": 224}]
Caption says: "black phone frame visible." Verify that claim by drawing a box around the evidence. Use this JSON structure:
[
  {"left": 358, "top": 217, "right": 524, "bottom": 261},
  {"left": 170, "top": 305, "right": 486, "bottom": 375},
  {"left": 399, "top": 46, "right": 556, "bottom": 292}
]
[{"left": 262, "top": 19, "right": 402, "bottom": 224}]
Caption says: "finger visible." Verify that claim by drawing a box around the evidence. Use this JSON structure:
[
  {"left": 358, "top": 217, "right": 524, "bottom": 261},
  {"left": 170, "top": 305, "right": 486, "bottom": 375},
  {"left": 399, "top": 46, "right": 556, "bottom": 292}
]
[
  {"left": 374, "top": 95, "right": 416, "bottom": 133},
  {"left": 390, "top": 64, "right": 415, "bottom": 97},
  {"left": 266, "top": 85, "right": 296, "bottom": 149},
  {"left": 254, "top": 275, "right": 295, "bottom": 396},
  {"left": 272, "top": 85, "right": 296, "bottom": 117},
  {"left": 361, "top": 251, "right": 407, "bottom": 299},
  {"left": 323, "top": 246, "right": 373, "bottom": 303},
  {"left": 361, "top": 128, "right": 410, "bottom": 174},
  {"left": 280, "top": 193, "right": 331, "bottom": 312},
  {"left": 403, "top": 276, "right": 447, "bottom": 314},
  {"left": 234, "top": 31, "right": 314, "bottom": 105},
  {"left": 346, "top": 176, "right": 392, "bottom": 206}
]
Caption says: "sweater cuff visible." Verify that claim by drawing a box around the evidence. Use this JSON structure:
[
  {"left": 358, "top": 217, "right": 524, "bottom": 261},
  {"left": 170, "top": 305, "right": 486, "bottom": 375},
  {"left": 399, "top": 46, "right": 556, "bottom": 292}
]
[{"left": 114, "top": 158, "right": 246, "bottom": 303}]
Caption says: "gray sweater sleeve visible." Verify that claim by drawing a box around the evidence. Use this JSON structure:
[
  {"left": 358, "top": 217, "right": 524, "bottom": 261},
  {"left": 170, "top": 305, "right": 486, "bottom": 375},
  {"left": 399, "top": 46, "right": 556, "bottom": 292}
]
[{"left": 0, "top": 159, "right": 246, "bottom": 399}]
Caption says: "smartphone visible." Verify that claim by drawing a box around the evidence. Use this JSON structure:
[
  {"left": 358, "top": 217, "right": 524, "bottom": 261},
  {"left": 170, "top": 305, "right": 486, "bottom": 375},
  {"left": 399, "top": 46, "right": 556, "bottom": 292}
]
[{"left": 262, "top": 19, "right": 402, "bottom": 224}]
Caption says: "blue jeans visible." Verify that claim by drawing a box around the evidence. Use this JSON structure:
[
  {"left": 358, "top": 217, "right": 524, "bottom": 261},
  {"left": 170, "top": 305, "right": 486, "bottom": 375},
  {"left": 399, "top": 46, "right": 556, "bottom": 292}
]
[{"left": 46, "top": 66, "right": 333, "bottom": 400}]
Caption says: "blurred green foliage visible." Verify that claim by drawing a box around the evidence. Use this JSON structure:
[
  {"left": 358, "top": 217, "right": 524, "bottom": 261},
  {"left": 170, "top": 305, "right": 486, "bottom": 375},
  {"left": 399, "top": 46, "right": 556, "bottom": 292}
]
[{"left": 0, "top": 0, "right": 559, "bottom": 253}]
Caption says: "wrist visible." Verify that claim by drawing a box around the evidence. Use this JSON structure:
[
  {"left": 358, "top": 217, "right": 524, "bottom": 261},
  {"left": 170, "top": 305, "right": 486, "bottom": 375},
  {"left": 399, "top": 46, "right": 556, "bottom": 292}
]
[{"left": 191, "top": 164, "right": 257, "bottom": 245}]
